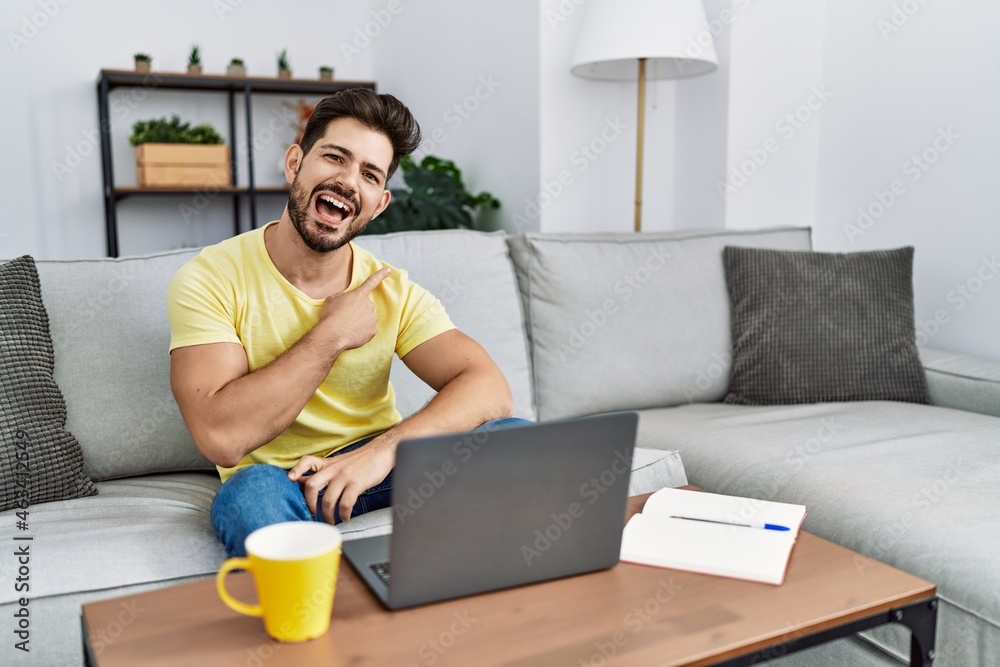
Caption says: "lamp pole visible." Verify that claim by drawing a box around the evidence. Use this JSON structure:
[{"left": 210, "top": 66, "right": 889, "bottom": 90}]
[{"left": 634, "top": 57, "right": 646, "bottom": 233}]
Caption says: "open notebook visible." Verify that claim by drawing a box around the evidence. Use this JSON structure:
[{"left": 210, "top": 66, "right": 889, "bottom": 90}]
[{"left": 620, "top": 488, "right": 807, "bottom": 585}]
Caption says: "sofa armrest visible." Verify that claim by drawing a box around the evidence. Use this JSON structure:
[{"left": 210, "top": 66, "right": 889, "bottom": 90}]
[{"left": 920, "top": 347, "right": 1000, "bottom": 418}]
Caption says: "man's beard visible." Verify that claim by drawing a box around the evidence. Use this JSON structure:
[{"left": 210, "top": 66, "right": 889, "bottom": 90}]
[{"left": 287, "top": 176, "right": 370, "bottom": 253}]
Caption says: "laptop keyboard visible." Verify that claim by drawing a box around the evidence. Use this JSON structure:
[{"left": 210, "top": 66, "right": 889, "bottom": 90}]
[{"left": 370, "top": 560, "right": 391, "bottom": 584}]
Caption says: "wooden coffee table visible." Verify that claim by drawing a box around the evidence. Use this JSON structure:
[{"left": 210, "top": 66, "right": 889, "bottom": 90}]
[{"left": 82, "top": 493, "right": 937, "bottom": 666}]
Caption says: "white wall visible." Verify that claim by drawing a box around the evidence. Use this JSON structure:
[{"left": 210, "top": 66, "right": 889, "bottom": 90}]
[
  {"left": 813, "top": 0, "right": 1000, "bottom": 361},
  {"left": 1, "top": 0, "right": 375, "bottom": 258},
  {"left": 722, "top": 1, "right": 827, "bottom": 231},
  {"left": 369, "top": 0, "right": 539, "bottom": 233},
  {"left": 672, "top": 0, "right": 732, "bottom": 230}
]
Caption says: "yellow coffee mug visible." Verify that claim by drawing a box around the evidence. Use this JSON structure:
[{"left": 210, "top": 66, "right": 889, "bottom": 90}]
[{"left": 216, "top": 522, "right": 343, "bottom": 642}]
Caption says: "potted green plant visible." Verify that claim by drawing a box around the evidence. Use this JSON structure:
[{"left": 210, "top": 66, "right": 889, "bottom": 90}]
[
  {"left": 362, "top": 155, "right": 500, "bottom": 235},
  {"left": 318, "top": 65, "right": 334, "bottom": 81},
  {"left": 276, "top": 49, "right": 291, "bottom": 79},
  {"left": 129, "top": 114, "right": 229, "bottom": 187},
  {"left": 134, "top": 53, "right": 152, "bottom": 73},
  {"left": 227, "top": 58, "right": 245, "bottom": 77},
  {"left": 187, "top": 44, "right": 202, "bottom": 75}
]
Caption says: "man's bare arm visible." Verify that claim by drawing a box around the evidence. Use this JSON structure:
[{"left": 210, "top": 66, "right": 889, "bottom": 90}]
[
  {"left": 288, "top": 329, "right": 513, "bottom": 521},
  {"left": 170, "top": 268, "right": 390, "bottom": 468},
  {"left": 379, "top": 329, "right": 515, "bottom": 445}
]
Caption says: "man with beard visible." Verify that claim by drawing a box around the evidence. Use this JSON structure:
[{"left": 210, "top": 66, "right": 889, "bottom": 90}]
[{"left": 167, "top": 89, "right": 522, "bottom": 557}]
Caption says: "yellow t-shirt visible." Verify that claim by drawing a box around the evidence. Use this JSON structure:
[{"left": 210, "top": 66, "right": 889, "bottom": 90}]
[{"left": 166, "top": 222, "right": 455, "bottom": 481}]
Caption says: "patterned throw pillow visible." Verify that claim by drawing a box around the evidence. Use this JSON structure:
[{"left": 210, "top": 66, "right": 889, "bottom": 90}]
[
  {"left": 722, "top": 246, "right": 928, "bottom": 405},
  {"left": 0, "top": 256, "right": 96, "bottom": 511}
]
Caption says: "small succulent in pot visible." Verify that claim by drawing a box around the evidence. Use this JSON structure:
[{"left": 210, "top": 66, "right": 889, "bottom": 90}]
[
  {"left": 277, "top": 49, "right": 291, "bottom": 79},
  {"left": 187, "top": 44, "right": 202, "bottom": 75}
]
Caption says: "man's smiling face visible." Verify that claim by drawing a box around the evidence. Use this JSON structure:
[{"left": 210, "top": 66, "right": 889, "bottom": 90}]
[{"left": 285, "top": 116, "right": 393, "bottom": 253}]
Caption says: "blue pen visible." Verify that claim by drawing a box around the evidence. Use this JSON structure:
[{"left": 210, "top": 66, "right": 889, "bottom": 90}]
[{"left": 670, "top": 515, "right": 790, "bottom": 531}]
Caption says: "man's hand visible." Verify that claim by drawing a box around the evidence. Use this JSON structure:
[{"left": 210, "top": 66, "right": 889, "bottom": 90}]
[
  {"left": 319, "top": 267, "right": 391, "bottom": 352},
  {"left": 287, "top": 439, "right": 395, "bottom": 523}
]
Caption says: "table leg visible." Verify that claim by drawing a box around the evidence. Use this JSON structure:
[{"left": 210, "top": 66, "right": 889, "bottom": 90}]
[{"left": 896, "top": 598, "right": 938, "bottom": 666}]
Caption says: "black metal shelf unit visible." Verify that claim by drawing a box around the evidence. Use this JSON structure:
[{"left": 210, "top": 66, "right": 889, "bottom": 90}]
[{"left": 96, "top": 69, "right": 376, "bottom": 257}]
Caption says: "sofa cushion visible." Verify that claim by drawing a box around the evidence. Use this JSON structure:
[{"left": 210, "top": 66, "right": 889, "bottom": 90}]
[
  {"left": 507, "top": 228, "right": 812, "bottom": 420},
  {"left": 355, "top": 230, "right": 535, "bottom": 420},
  {"left": 0, "top": 256, "right": 96, "bottom": 510},
  {"left": 635, "top": 401, "right": 1000, "bottom": 667},
  {"left": 723, "top": 246, "right": 928, "bottom": 405},
  {"left": 36, "top": 248, "right": 213, "bottom": 481},
  {"left": 0, "top": 472, "right": 225, "bottom": 604}
]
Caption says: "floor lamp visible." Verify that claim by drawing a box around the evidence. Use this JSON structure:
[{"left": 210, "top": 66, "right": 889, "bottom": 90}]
[{"left": 570, "top": 0, "right": 719, "bottom": 232}]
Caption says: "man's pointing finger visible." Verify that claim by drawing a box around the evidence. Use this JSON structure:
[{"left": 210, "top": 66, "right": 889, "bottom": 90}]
[{"left": 355, "top": 267, "right": 391, "bottom": 294}]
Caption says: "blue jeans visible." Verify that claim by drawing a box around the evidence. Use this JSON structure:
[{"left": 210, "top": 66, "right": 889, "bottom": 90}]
[{"left": 210, "top": 417, "right": 533, "bottom": 557}]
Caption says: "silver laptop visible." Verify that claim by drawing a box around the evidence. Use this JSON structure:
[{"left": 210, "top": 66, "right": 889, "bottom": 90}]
[{"left": 342, "top": 412, "right": 638, "bottom": 609}]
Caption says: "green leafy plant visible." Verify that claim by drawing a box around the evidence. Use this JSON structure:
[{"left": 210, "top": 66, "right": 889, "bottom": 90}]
[
  {"left": 188, "top": 44, "right": 201, "bottom": 66},
  {"left": 276, "top": 49, "right": 290, "bottom": 70},
  {"left": 129, "top": 115, "right": 224, "bottom": 146},
  {"left": 134, "top": 53, "right": 151, "bottom": 62},
  {"left": 229, "top": 57, "right": 244, "bottom": 66},
  {"left": 363, "top": 155, "right": 500, "bottom": 235}
]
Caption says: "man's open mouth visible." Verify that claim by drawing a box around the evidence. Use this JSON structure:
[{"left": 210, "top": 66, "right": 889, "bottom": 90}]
[{"left": 313, "top": 192, "right": 355, "bottom": 226}]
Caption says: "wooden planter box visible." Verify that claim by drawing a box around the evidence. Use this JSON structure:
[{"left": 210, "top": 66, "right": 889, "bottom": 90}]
[{"left": 135, "top": 144, "right": 231, "bottom": 187}]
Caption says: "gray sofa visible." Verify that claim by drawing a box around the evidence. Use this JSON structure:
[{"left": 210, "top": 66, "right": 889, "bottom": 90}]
[{"left": 2, "top": 227, "right": 998, "bottom": 666}]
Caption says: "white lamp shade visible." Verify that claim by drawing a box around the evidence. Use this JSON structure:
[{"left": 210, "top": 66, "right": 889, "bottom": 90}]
[{"left": 571, "top": 0, "right": 718, "bottom": 80}]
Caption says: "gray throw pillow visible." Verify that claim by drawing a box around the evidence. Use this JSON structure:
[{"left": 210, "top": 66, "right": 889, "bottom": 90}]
[
  {"left": 722, "top": 246, "right": 928, "bottom": 405},
  {"left": 0, "top": 256, "right": 96, "bottom": 511}
]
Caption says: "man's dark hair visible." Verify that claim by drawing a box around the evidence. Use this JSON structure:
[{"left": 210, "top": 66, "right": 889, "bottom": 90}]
[{"left": 298, "top": 88, "right": 421, "bottom": 180}]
